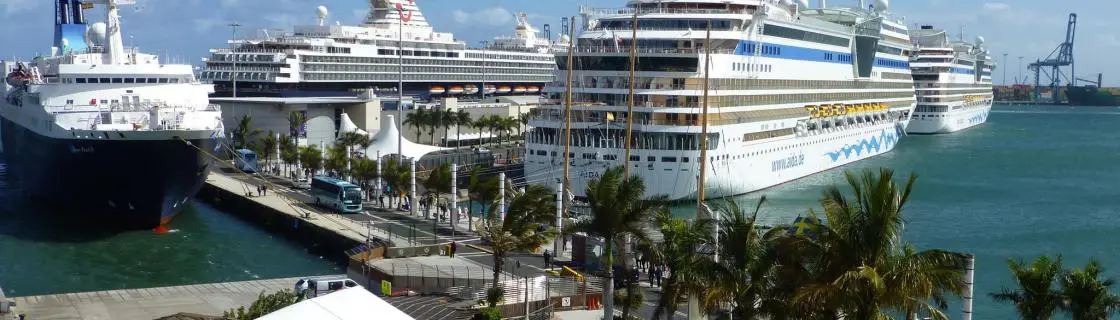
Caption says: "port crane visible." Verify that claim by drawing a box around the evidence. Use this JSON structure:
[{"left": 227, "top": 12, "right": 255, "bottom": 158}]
[{"left": 1027, "top": 13, "right": 1076, "bottom": 103}]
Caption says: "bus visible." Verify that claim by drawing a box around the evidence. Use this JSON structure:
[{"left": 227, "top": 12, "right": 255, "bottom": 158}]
[
  {"left": 310, "top": 176, "right": 363, "bottom": 213},
  {"left": 234, "top": 149, "right": 259, "bottom": 173}
]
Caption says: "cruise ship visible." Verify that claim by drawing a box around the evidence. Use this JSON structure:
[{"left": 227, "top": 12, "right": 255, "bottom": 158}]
[
  {"left": 1, "top": 0, "right": 223, "bottom": 228},
  {"left": 525, "top": 0, "right": 916, "bottom": 200},
  {"left": 198, "top": 0, "right": 562, "bottom": 99},
  {"left": 906, "top": 25, "right": 994, "bottom": 134}
]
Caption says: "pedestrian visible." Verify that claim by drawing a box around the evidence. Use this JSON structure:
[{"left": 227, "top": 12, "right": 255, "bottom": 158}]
[
  {"left": 449, "top": 241, "right": 457, "bottom": 258},
  {"left": 262, "top": 184, "right": 268, "bottom": 196},
  {"left": 256, "top": 185, "right": 262, "bottom": 196},
  {"left": 543, "top": 249, "right": 551, "bottom": 268},
  {"left": 647, "top": 267, "right": 655, "bottom": 287},
  {"left": 656, "top": 267, "right": 663, "bottom": 287},
  {"left": 516, "top": 260, "right": 521, "bottom": 269}
]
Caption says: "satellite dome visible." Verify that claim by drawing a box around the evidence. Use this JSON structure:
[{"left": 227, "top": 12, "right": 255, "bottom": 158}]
[
  {"left": 316, "top": 5, "right": 329, "bottom": 19},
  {"left": 874, "top": 0, "right": 889, "bottom": 11},
  {"left": 976, "top": 36, "right": 986, "bottom": 45},
  {"left": 86, "top": 22, "right": 107, "bottom": 46},
  {"left": 560, "top": 34, "right": 571, "bottom": 43}
]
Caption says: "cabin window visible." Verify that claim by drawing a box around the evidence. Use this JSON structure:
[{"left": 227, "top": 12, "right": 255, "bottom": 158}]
[
  {"left": 112, "top": 78, "right": 123, "bottom": 83},
  {"left": 65, "top": 100, "right": 74, "bottom": 105},
  {"left": 158, "top": 78, "right": 169, "bottom": 83},
  {"left": 100, "top": 99, "right": 108, "bottom": 104},
  {"left": 171, "top": 78, "right": 180, "bottom": 83},
  {"left": 630, "top": 156, "right": 640, "bottom": 162},
  {"left": 147, "top": 78, "right": 157, "bottom": 83},
  {"left": 124, "top": 78, "right": 135, "bottom": 83},
  {"left": 99, "top": 78, "right": 110, "bottom": 83},
  {"left": 75, "top": 78, "right": 87, "bottom": 83},
  {"left": 661, "top": 157, "right": 677, "bottom": 163}
]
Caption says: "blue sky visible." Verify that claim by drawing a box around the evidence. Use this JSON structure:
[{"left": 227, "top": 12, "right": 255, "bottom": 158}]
[{"left": 1, "top": 0, "right": 1116, "bottom": 86}]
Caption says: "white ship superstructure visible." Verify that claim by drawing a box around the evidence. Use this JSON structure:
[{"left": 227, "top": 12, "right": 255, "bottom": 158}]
[
  {"left": 525, "top": 0, "right": 916, "bottom": 200},
  {"left": 906, "top": 25, "right": 994, "bottom": 134},
  {"left": 0, "top": 0, "right": 223, "bottom": 228},
  {"left": 199, "top": 0, "right": 564, "bottom": 98}
]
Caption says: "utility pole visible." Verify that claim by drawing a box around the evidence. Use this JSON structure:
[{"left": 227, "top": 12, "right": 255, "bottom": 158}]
[
  {"left": 1002, "top": 53, "right": 1008, "bottom": 85},
  {"left": 480, "top": 40, "right": 489, "bottom": 100},
  {"left": 228, "top": 22, "right": 241, "bottom": 98},
  {"left": 1017, "top": 56, "right": 1024, "bottom": 85}
]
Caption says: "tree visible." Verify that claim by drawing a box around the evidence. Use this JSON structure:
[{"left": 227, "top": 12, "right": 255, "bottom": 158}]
[
  {"left": 467, "top": 166, "right": 500, "bottom": 224},
  {"left": 703, "top": 197, "right": 781, "bottom": 320},
  {"left": 324, "top": 143, "right": 349, "bottom": 177},
  {"left": 427, "top": 108, "right": 454, "bottom": 145},
  {"left": 381, "top": 157, "right": 411, "bottom": 209},
  {"left": 287, "top": 111, "right": 306, "bottom": 138},
  {"left": 279, "top": 134, "right": 298, "bottom": 176},
  {"left": 500, "top": 116, "right": 519, "bottom": 145},
  {"left": 261, "top": 130, "right": 278, "bottom": 169},
  {"left": 643, "top": 209, "right": 714, "bottom": 319},
  {"left": 476, "top": 184, "right": 558, "bottom": 306},
  {"left": 564, "top": 165, "right": 668, "bottom": 319},
  {"left": 223, "top": 289, "right": 303, "bottom": 320},
  {"left": 1060, "top": 259, "right": 1120, "bottom": 320},
  {"left": 794, "top": 168, "right": 967, "bottom": 319},
  {"left": 404, "top": 109, "right": 427, "bottom": 142},
  {"left": 990, "top": 255, "right": 1063, "bottom": 320},
  {"left": 455, "top": 109, "right": 472, "bottom": 148},
  {"left": 422, "top": 163, "right": 452, "bottom": 218},
  {"left": 472, "top": 116, "right": 492, "bottom": 146},
  {"left": 232, "top": 114, "right": 262, "bottom": 150},
  {"left": 298, "top": 145, "right": 322, "bottom": 175},
  {"left": 351, "top": 158, "right": 379, "bottom": 191}
]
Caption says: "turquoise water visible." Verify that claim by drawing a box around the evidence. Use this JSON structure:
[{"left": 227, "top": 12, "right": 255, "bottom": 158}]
[
  {"left": 671, "top": 105, "right": 1120, "bottom": 319},
  {"left": 0, "top": 174, "right": 341, "bottom": 296}
]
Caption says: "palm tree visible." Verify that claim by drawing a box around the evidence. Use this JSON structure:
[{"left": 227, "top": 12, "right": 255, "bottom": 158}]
[
  {"left": 644, "top": 209, "right": 714, "bottom": 319},
  {"left": 324, "top": 143, "right": 348, "bottom": 177},
  {"left": 351, "top": 158, "right": 379, "bottom": 192},
  {"left": 499, "top": 116, "right": 519, "bottom": 145},
  {"left": 703, "top": 197, "right": 779, "bottom": 319},
  {"left": 279, "top": 135, "right": 298, "bottom": 176},
  {"left": 564, "top": 165, "right": 668, "bottom": 319},
  {"left": 1060, "top": 259, "right": 1120, "bottom": 320},
  {"left": 426, "top": 108, "right": 454, "bottom": 146},
  {"left": 991, "top": 255, "right": 1064, "bottom": 320},
  {"left": 404, "top": 109, "right": 427, "bottom": 142},
  {"left": 455, "top": 110, "right": 472, "bottom": 148},
  {"left": 793, "top": 168, "right": 968, "bottom": 319},
  {"left": 232, "top": 114, "right": 262, "bottom": 150},
  {"left": 261, "top": 130, "right": 278, "bottom": 170},
  {"left": 518, "top": 113, "right": 530, "bottom": 136},
  {"left": 381, "top": 158, "right": 411, "bottom": 209},
  {"left": 472, "top": 116, "right": 491, "bottom": 147},
  {"left": 467, "top": 166, "right": 499, "bottom": 223},
  {"left": 287, "top": 111, "right": 306, "bottom": 176},
  {"left": 297, "top": 145, "right": 322, "bottom": 176},
  {"left": 421, "top": 163, "right": 452, "bottom": 218},
  {"left": 476, "top": 184, "right": 558, "bottom": 306}
]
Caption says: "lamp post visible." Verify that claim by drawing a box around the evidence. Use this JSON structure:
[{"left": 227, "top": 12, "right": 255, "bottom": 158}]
[
  {"left": 1002, "top": 53, "right": 1008, "bottom": 85},
  {"left": 480, "top": 40, "right": 489, "bottom": 100},
  {"left": 1017, "top": 56, "right": 1024, "bottom": 85},
  {"left": 228, "top": 22, "right": 241, "bottom": 98}
]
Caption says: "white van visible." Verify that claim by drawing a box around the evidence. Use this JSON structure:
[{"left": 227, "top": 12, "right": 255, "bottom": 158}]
[
  {"left": 294, "top": 276, "right": 359, "bottom": 298},
  {"left": 291, "top": 176, "right": 310, "bottom": 189}
]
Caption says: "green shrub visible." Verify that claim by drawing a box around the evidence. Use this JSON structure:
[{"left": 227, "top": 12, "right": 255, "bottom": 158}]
[
  {"left": 473, "top": 306, "right": 501, "bottom": 320},
  {"left": 484, "top": 287, "right": 505, "bottom": 307},
  {"left": 223, "top": 289, "right": 303, "bottom": 320}
]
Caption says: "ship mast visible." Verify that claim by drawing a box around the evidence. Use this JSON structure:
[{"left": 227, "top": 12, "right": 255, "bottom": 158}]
[
  {"left": 696, "top": 22, "right": 712, "bottom": 215},
  {"left": 99, "top": 0, "right": 131, "bottom": 64},
  {"left": 561, "top": 16, "right": 577, "bottom": 217},
  {"left": 622, "top": 11, "right": 638, "bottom": 177}
]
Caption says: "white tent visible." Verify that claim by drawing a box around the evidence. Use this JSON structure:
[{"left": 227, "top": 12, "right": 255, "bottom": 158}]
[
  {"left": 257, "top": 287, "right": 414, "bottom": 320},
  {"left": 339, "top": 113, "right": 447, "bottom": 159}
]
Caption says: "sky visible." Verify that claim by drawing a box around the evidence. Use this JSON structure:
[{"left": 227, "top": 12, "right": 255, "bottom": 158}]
[{"left": 0, "top": 0, "right": 1116, "bottom": 86}]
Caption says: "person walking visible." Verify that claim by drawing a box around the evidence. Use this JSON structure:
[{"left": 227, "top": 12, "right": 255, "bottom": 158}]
[
  {"left": 449, "top": 241, "right": 457, "bottom": 258},
  {"left": 261, "top": 184, "right": 268, "bottom": 196},
  {"left": 543, "top": 249, "right": 551, "bottom": 268}
]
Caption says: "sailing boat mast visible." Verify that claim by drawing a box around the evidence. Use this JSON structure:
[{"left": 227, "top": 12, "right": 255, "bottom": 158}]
[
  {"left": 697, "top": 22, "right": 713, "bottom": 218},
  {"left": 622, "top": 11, "right": 639, "bottom": 177},
  {"left": 561, "top": 16, "right": 577, "bottom": 215}
]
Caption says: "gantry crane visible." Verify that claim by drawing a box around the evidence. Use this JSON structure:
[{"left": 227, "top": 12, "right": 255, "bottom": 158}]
[{"left": 1028, "top": 13, "right": 1076, "bottom": 103}]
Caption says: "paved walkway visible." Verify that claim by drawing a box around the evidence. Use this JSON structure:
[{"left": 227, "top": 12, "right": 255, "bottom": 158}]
[{"left": 8, "top": 276, "right": 317, "bottom": 320}]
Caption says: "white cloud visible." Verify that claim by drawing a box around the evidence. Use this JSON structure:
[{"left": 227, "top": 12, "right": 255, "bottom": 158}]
[
  {"left": 1, "top": 0, "right": 41, "bottom": 16},
  {"left": 450, "top": 7, "right": 513, "bottom": 27},
  {"left": 982, "top": 2, "right": 1011, "bottom": 12}
]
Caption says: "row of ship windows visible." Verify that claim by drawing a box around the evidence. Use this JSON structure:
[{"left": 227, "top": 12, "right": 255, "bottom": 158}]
[
  {"left": 300, "top": 73, "right": 551, "bottom": 82},
  {"left": 876, "top": 58, "right": 908, "bottom": 69},
  {"left": 300, "top": 64, "right": 552, "bottom": 75},
  {"left": 65, "top": 77, "right": 183, "bottom": 84},
  {"left": 881, "top": 72, "right": 914, "bottom": 81},
  {"left": 375, "top": 49, "right": 459, "bottom": 58},
  {"left": 302, "top": 56, "right": 552, "bottom": 69},
  {"left": 526, "top": 129, "right": 718, "bottom": 151},
  {"left": 919, "top": 96, "right": 991, "bottom": 103},
  {"left": 731, "top": 63, "right": 772, "bottom": 73},
  {"left": 915, "top": 83, "right": 994, "bottom": 89},
  {"left": 560, "top": 77, "right": 916, "bottom": 91},
  {"left": 199, "top": 72, "right": 275, "bottom": 81},
  {"left": 824, "top": 52, "right": 853, "bottom": 62},
  {"left": 560, "top": 91, "right": 914, "bottom": 109},
  {"left": 915, "top": 89, "right": 994, "bottom": 96}
]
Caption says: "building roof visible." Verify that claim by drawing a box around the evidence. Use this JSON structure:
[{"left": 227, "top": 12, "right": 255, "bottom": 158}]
[
  {"left": 257, "top": 286, "right": 414, "bottom": 320},
  {"left": 210, "top": 96, "right": 372, "bottom": 105}
]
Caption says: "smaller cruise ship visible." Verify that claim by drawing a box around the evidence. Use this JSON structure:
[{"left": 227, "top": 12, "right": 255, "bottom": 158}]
[{"left": 906, "top": 25, "right": 994, "bottom": 134}]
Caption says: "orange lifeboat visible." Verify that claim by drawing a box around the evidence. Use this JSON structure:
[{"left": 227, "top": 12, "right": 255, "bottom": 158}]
[
  {"left": 497, "top": 85, "right": 512, "bottom": 93},
  {"left": 464, "top": 85, "right": 479, "bottom": 94},
  {"left": 429, "top": 86, "right": 446, "bottom": 94},
  {"left": 484, "top": 85, "right": 497, "bottom": 94},
  {"left": 525, "top": 86, "right": 540, "bottom": 93},
  {"left": 449, "top": 85, "right": 465, "bottom": 94},
  {"left": 513, "top": 85, "right": 527, "bottom": 93}
]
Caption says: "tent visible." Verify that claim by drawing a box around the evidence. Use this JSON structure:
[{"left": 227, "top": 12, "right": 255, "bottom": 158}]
[
  {"left": 339, "top": 113, "right": 447, "bottom": 160},
  {"left": 257, "top": 287, "right": 414, "bottom": 320}
]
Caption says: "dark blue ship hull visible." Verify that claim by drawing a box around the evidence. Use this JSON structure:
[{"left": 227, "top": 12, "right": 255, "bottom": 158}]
[{"left": 0, "top": 117, "right": 215, "bottom": 229}]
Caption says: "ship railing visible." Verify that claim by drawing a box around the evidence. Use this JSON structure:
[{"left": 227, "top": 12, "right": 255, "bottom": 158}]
[
  {"left": 581, "top": 7, "right": 750, "bottom": 16},
  {"left": 45, "top": 103, "right": 217, "bottom": 115},
  {"left": 572, "top": 46, "right": 734, "bottom": 55}
]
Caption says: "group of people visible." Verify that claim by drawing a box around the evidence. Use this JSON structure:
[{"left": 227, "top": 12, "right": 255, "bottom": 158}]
[{"left": 635, "top": 256, "right": 666, "bottom": 288}]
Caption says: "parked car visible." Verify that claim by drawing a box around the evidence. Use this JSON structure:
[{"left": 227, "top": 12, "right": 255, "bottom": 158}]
[{"left": 294, "top": 276, "right": 359, "bottom": 298}]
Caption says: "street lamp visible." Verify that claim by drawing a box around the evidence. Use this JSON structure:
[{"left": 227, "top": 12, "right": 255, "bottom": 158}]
[
  {"left": 228, "top": 22, "right": 242, "bottom": 98},
  {"left": 1017, "top": 56, "right": 1024, "bottom": 85},
  {"left": 479, "top": 40, "right": 489, "bottom": 100},
  {"left": 1002, "top": 53, "right": 1008, "bottom": 85}
]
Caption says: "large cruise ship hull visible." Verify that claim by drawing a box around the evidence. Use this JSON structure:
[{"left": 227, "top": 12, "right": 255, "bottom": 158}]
[
  {"left": 907, "top": 102, "right": 992, "bottom": 134},
  {"left": 526, "top": 120, "right": 907, "bottom": 200},
  {"left": 0, "top": 118, "right": 215, "bottom": 229}
]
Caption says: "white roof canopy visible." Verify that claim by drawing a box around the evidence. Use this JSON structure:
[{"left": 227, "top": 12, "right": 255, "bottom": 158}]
[
  {"left": 257, "top": 287, "right": 414, "bottom": 320},
  {"left": 339, "top": 113, "right": 447, "bottom": 159}
]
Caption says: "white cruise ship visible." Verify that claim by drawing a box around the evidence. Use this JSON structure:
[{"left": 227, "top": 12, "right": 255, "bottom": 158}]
[
  {"left": 524, "top": 0, "right": 916, "bottom": 200},
  {"left": 1, "top": 0, "right": 223, "bottom": 228},
  {"left": 906, "top": 25, "right": 994, "bottom": 134},
  {"left": 198, "top": 0, "right": 564, "bottom": 99}
]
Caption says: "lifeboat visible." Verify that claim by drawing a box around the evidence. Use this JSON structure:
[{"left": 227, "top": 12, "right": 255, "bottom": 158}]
[
  {"left": 525, "top": 86, "right": 540, "bottom": 93},
  {"left": 449, "top": 85, "right": 465, "bottom": 94},
  {"left": 429, "top": 86, "right": 446, "bottom": 94},
  {"left": 464, "top": 85, "right": 479, "bottom": 95},
  {"left": 484, "top": 85, "right": 497, "bottom": 94},
  {"left": 513, "top": 86, "right": 527, "bottom": 93},
  {"left": 497, "top": 85, "right": 512, "bottom": 93}
]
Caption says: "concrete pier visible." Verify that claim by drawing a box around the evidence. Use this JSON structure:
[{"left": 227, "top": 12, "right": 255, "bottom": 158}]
[{"left": 8, "top": 276, "right": 335, "bottom": 320}]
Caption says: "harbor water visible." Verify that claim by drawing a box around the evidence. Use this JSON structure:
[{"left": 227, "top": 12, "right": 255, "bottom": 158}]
[
  {"left": 672, "top": 105, "right": 1120, "bottom": 319},
  {"left": 0, "top": 166, "right": 341, "bottom": 297}
]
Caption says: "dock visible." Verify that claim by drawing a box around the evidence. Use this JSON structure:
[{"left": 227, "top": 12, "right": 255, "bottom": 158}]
[{"left": 7, "top": 276, "right": 335, "bottom": 320}]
